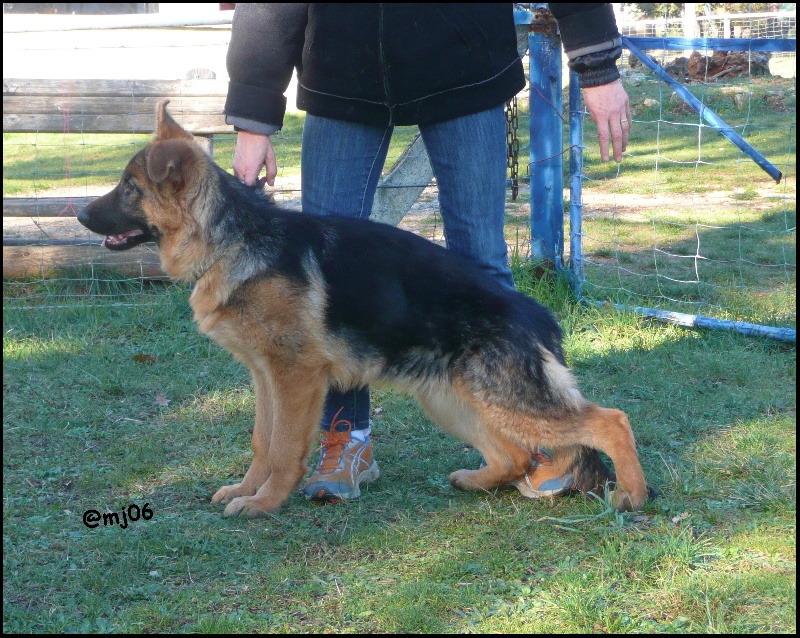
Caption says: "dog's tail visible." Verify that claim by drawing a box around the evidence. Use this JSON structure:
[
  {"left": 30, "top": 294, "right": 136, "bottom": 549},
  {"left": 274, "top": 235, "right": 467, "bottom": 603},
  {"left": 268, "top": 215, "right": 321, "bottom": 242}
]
[
  {"left": 565, "top": 445, "right": 616, "bottom": 494},
  {"left": 561, "top": 444, "right": 658, "bottom": 502}
]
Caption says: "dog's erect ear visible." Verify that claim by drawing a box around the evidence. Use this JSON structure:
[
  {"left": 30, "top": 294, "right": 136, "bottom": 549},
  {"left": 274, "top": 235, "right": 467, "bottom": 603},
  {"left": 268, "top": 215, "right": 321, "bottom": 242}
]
[
  {"left": 155, "top": 99, "right": 193, "bottom": 141},
  {"left": 146, "top": 139, "right": 198, "bottom": 185}
]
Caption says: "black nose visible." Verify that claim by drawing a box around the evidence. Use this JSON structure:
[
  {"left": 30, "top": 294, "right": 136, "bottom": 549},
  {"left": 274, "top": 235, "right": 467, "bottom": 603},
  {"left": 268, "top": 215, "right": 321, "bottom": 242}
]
[{"left": 77, "top": 207, "right": 89, "bottom": 226}]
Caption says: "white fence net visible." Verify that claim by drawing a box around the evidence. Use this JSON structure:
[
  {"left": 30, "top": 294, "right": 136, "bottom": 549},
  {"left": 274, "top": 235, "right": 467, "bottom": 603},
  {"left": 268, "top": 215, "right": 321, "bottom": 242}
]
[{"left": 573, "top": 10, "right": 796, "bottom": 335}]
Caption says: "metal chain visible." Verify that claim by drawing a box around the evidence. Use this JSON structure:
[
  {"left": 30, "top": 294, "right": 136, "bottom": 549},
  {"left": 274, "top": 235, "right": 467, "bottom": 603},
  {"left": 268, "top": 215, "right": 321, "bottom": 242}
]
[{"left": 505, "top": 95, "right": 520, "bottom": 200}]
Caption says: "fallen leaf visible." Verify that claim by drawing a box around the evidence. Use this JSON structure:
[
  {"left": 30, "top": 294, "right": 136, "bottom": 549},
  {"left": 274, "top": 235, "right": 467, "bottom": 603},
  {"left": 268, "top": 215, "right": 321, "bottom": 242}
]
[{"left": 672, "top": 511, "right": 691, "bottom": 524}]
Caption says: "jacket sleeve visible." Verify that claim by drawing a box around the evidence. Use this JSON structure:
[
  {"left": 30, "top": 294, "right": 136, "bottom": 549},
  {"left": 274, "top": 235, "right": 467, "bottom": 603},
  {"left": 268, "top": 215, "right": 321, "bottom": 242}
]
[
  {"left": 548, "top": 3, "right": 622, "bottom": 88},
  {"left": 224, "top": 3, "right": 309, "bottom": 131}
]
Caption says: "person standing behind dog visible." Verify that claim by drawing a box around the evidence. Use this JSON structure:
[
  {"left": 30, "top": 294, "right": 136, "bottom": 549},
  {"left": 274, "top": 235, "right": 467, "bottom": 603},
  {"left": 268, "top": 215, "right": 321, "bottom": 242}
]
[{"left": 224, "top": 3, "right": 632, "bottom": 504}]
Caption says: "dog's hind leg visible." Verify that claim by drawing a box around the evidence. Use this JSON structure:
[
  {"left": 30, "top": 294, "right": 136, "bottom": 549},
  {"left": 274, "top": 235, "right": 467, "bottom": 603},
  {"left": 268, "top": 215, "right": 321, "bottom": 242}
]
[
  {"left": 579, "top": 404, "right": 647, "bottom": 511},
  {"left": 223, "top": 365, "right": 328, "bottom": 518},
  {"left": 212, "top": 369, "right": 273, "bottom": 505},
  {"left": 541, "top": 405, "right": 647, "bottom": 511},
  {"left": 416, "top": 384, "right": 531, "bottom": 492}
]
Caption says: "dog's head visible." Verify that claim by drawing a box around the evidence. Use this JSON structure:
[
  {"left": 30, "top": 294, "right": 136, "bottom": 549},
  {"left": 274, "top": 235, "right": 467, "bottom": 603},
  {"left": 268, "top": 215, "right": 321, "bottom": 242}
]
[{"left": 77, "top": 100, "right": 208, "bottom": 253}]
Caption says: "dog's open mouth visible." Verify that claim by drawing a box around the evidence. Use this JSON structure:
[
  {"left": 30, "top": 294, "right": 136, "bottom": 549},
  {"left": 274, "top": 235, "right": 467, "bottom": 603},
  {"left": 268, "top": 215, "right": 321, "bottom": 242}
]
[{"left": 102, "top": 229, "right": 150, "bottom": 251}]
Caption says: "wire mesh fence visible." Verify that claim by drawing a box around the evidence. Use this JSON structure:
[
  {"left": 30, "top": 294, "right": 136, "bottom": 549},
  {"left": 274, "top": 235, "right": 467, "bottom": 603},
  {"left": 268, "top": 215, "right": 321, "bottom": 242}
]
[
  {"left": 572, "top": 10, "right": 796, "bottom": 338},
  {"left": 620, "top": 10, "right": 797, "bottom": 39}
]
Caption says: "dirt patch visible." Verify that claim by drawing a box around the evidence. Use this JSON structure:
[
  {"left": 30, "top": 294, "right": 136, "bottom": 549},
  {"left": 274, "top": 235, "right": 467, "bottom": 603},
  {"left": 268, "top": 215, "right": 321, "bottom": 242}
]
[{"left": 575, "top": 186, "right": 789, "bottom": 221}]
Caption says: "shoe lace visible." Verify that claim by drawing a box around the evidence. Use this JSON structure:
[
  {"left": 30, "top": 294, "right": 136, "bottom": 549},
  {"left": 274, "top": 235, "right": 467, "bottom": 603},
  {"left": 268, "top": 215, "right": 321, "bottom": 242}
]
[{"left": 317, "top": 407, "right": 353, "bottom": 473}]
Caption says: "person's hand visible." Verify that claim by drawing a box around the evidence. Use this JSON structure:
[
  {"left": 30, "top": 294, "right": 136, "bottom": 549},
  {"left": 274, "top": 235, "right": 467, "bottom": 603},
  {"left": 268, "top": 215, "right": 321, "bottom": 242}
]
[
  {"left": 582, "top": 79, "right": 632, "bottom": 162},
  {"left": 233, "top": 130, "right": 277, "bottom": 188}
]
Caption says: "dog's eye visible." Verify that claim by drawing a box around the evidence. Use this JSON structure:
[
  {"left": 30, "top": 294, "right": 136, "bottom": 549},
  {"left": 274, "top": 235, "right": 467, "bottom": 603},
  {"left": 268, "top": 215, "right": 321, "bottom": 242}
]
[{"left": 122, "top": 179, "right": 141, "bottom": 200}]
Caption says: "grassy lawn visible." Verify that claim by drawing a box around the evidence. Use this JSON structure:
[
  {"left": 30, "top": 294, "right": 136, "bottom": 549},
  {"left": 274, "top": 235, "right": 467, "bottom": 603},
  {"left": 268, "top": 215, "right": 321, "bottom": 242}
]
[
  {"left": 2, "top": 265, "right": 796, "bottom": 633},
  {"left": 580, "top": 76, "right": 797, "bottom": 191}
]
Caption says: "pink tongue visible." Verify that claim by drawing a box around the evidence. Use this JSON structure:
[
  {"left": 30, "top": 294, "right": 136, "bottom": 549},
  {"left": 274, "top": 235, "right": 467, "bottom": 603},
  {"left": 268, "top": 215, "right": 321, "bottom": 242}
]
[{"left": 102, "top": 229, "right": 143, "bottom": 247}]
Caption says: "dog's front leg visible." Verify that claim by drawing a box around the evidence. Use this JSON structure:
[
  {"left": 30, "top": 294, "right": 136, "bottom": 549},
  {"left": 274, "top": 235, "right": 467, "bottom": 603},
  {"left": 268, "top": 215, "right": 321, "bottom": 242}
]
[
  {"left": 212, "top": 370, "right": 273, "bottom": 505},
  {"left": 223, "top": 366, "right": 327, "bottom": 518}
]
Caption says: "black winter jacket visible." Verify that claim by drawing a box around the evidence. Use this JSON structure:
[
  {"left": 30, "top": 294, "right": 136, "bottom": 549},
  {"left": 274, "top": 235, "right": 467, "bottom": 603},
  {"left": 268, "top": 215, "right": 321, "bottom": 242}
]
[{"left": 225, "top": 3, "right": 621, "bottom": 131}]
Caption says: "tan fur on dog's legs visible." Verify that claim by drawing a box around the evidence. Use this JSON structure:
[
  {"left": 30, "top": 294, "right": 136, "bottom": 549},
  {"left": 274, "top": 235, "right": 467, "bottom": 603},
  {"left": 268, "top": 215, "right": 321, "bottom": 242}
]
[
  {"left": 448, "top": 431, "right": 532, "bottom": 492},
  {"left": 581, "top": 405, "right": 647, "bottom": 511},
  {"left": 416, "top": 385, "right": 531, "bottom": 491},
  {"left": 223, "top": 367, "right": 328, "bottom": 517},
  {"left": 211, "top": 371, "right": 273, "bottom": 504}
]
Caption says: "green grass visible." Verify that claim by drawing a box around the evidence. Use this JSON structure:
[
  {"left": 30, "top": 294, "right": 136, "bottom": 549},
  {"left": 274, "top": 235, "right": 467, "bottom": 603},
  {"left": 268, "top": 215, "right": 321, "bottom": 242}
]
[
  {"left": 2, "top": 132, "right": 152, "bottom": 196},
  {"left": 3, "top": 266, "right": 796, "bottom": 633},
  {"left": 576, "top": 201, "right": 796, "bottom": 325}
]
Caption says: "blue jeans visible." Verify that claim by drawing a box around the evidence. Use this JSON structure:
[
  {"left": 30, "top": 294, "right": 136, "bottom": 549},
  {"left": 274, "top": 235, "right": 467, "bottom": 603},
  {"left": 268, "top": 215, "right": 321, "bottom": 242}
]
[{"left": 301, "top": 105, "right": 514, "bottom": 432}]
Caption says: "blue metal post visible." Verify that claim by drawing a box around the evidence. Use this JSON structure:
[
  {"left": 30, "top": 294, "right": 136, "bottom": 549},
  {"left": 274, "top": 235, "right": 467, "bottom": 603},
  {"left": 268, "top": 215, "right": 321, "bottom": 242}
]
[
  {"left": 568, "top": 70, "right": 583, "bottom": 295},
  {"left": 528, "top": 8, "right": 564, "bottom": 268}
]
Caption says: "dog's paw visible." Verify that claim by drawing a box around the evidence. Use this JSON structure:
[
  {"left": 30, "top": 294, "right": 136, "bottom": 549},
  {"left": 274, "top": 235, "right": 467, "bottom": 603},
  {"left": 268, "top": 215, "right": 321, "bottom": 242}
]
[
  {"left": 449, "top": 469, "right": 479, "bottom": 491},
  {"left": 223, "top": 496, "right": 275, "bottom": 518},
  {"left": 607, "top": 488, "right": 647, "bottom": 512},
  {"left": 211, "top": 482, "right": 250, "bottom": 504}
]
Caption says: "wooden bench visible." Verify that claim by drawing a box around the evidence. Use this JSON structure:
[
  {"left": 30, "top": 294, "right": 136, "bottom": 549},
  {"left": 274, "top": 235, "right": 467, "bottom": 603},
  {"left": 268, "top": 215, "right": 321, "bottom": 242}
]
[{"left": 3, "top": 78, "right": 230, "bottom": 278}]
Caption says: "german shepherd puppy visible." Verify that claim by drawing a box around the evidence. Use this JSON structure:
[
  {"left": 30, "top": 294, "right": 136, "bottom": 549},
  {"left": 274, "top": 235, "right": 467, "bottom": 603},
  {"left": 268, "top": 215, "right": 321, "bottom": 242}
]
[{"left": 78, "top": 101, "right": 648, "bottom": 517}]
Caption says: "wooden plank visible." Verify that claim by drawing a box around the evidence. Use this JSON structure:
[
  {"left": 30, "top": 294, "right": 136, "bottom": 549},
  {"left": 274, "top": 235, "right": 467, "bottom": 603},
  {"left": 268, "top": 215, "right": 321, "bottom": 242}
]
[
  {"left": 2, "top": 214, "right": 165, "bottom": 278},
  {"left": 4, "top": 112, "right": 228, "bottom": 134},
  {"left": 3, "top": 95, "right": 228, "bottom": 116},
  {"left": 4, "top": 79, "right": 230, "bottom": 134},
  {"left": 3, "top": 79, "right": 225, "bottom": 277},
  {"left": 3, "top": 78, "right": 229, "bottom": 98},
  {"left": 4, "top": 197, "right": 96, "bottom": 218},
  {"left": 3, "top": 215, "right": 95, "bottom": 244},
  {"left": 3, "top": 243, "right": 165, "bottom": 279}
]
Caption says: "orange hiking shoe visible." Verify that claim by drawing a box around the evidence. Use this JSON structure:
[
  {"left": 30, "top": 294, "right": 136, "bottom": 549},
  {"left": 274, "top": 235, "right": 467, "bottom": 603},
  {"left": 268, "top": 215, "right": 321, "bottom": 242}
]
[
  {"left": 480, "top": 448, "right": 574, "bottom": 497},
  {"left": 511, "top": 448, "right": 574, "bottom": 498},
  {"left": 301, "top": 410, "right": 380, "bottom": 503}
]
